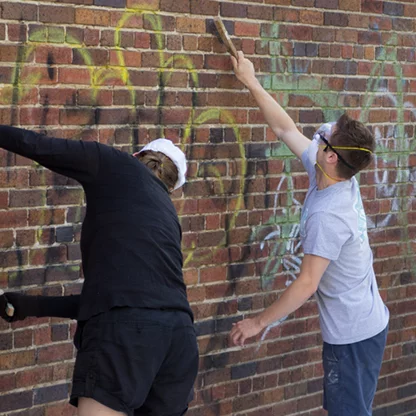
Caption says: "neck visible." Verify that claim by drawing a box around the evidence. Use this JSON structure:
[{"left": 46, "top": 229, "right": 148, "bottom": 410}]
[{"left": 315, "top": 163, "right": 344, "bottom": 190}]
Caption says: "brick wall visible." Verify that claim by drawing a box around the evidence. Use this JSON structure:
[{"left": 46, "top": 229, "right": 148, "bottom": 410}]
[{"left": 0, "top": 0, "right": 415, "bottom": 415}]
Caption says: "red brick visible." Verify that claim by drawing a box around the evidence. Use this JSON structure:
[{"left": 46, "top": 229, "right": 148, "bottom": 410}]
[
  {"left": 84, "top": 28, "right": 100, "bottom": 46},
  {"left": 19, "top": 108, "right": 60, "bottom": 126},
  {"left": 109, "top": 11, "right": 142, "bottom": 29},
  {"left": 15, "top": 230, "right": 35, "bottom": 247},
  {"left": 0, "top": 169, "right": 29, "bottom": 188},
  {"left": 2, "top": 2, "right": 38, "bottom": 20},
  {"left": 265, "top": 0, "right": 290, "bottom": 4},
  {"left": 0, "top": 210, "right": 28, "bottom": 228},
  {"left": 0, "top": 1, "right": 414, "bottom": 414},
  {"left": 45, "top": 403, "right": 77, "bottom": 416},
  {"left": 166, "top": 34, "right": 181, "bottom": 51},
  {"left": 35, "top": 46, "right": 72, "bottom": 65},
  {"left": 349, "top": 15, "right": 370, "bottom": 28},
  {"left": 190, "top": 0, "right": 218, "bottom": 15},
  {"left": 16, "top": 366, "right": 54, "bottom": 387},
  {"left": 200, "top": 266, "right": 227, "bottom": 283},
  {"left": 7, "top": 23, "right": 26, "bottom": 42},
  {"left": 0, "top": 373, "right": 16, "bottom": 392},
  {"left": 299, "top": 10, "right": 324, "bottom": 25},
  {"left": 127, "top": 0, "right": 160, "bottom": 10},
  {"left": 275, "top": 7, "right": 299, "bottom": 22},
  {"left": 0, "top": 67, "right": 14, "bottom": 85},
  {"left": 135, "top": 32, "right": 151, "bottom": 48},
  {"left": 160, "top": 0, "right": 190, "bottom": 13},
  {"left": 37, "top": 343, "right": 74, "bottom": 364},
  {"left": 0, "top": 350, "right": 36, "bottom": 370},
  {"left": 73, "top": 48, "right": 108, "bottom": 66},
  {"left": 29, "top": 246, "right": 68, "bottom": 266},
  {"left": 9, "top": 190, "right": 46, "bottom": 208},
  {"left": 39, "top": 6, "right": 75, "bottom": 24},
  {"left": 0, "top": 45, "right": 19, "bottom": 63},
  {"left": 404, "top": 4, "right": 416, "bottom": 17},
  {"left": 29, "top": 208, "right": 66, "bottom": 226},
  {"left": 362, "top": 0, "right": 383, "bottom": 14},
  {"left": 129, "top": 70, "right": 158, "bottom": 86},
  {"left": 75, "top": 8, "right": 110, "bottom": 26},
  {"left": 58, "top": 68, "right": 91, "bottom": 85},
  {"left": 235, "top": 22, "right": 260, "bottom": 37},
  {"left": 340, "top": 0, "right": 360, "bottom": 10},
  {"left": 177, "top": 17, "right": 206, "bottom": 34},
  {"left": 0, "top": 191, "right": 8, "bottom": 209},
  {"left": 221, "top": 2, "right": 247, "bottom": 17},
  {"left": 247, "top": 5, "right": 274, "bottom": 20},
  {"left": 143, "top": 13, "right": 175, "bottom": 31},
  {"left": 40, "top": 88, "right": 76, "bottom": 106},
  {"left": 78, "top": 89, "right": 112, "bottom": 106},
  {"left": 292, "top": 0, "right": 313, "bottom": 5},
  {"left": 60, "top": 108, "right": 95, "bottom": 125}
]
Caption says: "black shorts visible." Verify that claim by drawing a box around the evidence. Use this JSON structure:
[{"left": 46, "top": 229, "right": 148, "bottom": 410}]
[{"left": 70, "top": 307, "right": 199, "bottom": 416}]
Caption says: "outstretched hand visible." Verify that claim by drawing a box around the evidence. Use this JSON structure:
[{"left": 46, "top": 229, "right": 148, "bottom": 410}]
[
  {"left": 230, "top": 51, "right": 257, "bottom": 87},
  {"left": 229, "top": 316, "right": 264, "bottom": 347}
]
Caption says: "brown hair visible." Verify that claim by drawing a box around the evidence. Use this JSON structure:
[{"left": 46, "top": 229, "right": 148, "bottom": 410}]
[
  {"left": 136, "top": 150, "right": 178, "bottom": 191},
  {"left": 330, "top": 113, "right": 375, "bottom": 179}
]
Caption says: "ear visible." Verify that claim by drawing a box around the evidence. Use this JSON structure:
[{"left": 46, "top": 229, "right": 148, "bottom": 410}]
[{"left": 325, "top": 150, "right": 338, "bottom": 166}]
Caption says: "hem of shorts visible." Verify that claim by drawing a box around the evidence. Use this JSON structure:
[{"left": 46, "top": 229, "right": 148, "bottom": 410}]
[
  {"left": 70, "top": 381, "right": 132, "bottom": 416},
  {"left": 322, "top": 318, "right": 389, "bottom": 345}
]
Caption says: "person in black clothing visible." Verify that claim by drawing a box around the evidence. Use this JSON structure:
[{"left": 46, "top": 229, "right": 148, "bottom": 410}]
[{"left": 0, "top": 125, "right": 199, "bottom": 416}]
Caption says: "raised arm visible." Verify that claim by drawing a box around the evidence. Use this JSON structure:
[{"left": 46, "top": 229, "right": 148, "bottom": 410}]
[
  {"left": 231, "top": 52, "right": 311, "bottom": 160},
  {"left": 0, "top": 125, "right": 100, "bottom": 184}
]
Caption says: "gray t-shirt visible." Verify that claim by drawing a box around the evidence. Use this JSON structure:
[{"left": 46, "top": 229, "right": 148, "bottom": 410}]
[{"left": 300, "top": 149, "right": 389, "bottom": 344}]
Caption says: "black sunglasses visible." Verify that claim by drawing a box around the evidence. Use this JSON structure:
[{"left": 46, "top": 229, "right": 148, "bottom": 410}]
[{"left": 317, "top": 134, "right": 355, "bottom": 170}]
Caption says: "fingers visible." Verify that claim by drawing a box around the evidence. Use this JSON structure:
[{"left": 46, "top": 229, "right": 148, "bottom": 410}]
[
  {"left": 230, "top": 321, "right": 247, "bottom": 347},
  {"left": 231, "top": 329, "right": 243, "bottom": 346},
  {"left": 230, "top": 324, "right": 240, "bottom": 346},
  {"left": 231, "top": 51, "right": 246, "bottom": 69},
  {"left": 230, "top": 55, "right": 237, "bottom": 70}
]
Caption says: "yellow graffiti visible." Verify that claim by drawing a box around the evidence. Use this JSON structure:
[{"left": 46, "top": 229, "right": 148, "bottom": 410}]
[{"left": 0, "top": 6, "right": 248, "bottom": 274}]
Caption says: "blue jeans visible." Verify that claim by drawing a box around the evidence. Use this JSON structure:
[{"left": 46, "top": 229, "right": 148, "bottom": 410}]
[{"left": 323, "top": 324, "right": 388, "bottom": 416}]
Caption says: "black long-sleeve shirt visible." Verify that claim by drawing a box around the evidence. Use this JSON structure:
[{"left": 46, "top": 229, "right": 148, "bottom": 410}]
[{"left": 0, "top": 126, "right": 193, "bottom": 322}]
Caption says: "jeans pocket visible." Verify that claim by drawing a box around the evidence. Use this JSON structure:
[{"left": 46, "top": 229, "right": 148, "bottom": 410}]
[
  {"left": 323, "top": 342, "right": 338, "bottom": 362},
  {"left": 332, "top": 343, "right": 350, "bottom": 361}
]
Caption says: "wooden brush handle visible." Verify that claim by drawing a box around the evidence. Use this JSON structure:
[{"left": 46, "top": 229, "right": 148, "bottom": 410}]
[{"left": 214, "top": 18, "right": 238, "bottom": 59}]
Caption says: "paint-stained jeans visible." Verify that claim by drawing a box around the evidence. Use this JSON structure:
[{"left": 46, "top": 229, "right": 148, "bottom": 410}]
[{"left": 323, "top": 324, "right": 388, "bottom": 416}]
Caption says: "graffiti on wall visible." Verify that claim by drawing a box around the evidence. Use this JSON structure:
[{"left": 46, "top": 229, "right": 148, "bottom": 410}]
[{"left": 0, "top": 4, "right": 415, "bottom": 413}]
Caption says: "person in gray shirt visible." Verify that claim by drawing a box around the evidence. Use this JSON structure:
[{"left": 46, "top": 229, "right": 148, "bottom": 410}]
[{"left": 229, "top": 52, "right": 389, "bottom": 416}]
